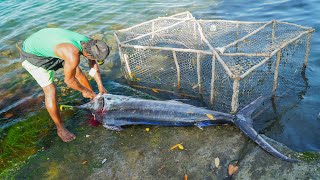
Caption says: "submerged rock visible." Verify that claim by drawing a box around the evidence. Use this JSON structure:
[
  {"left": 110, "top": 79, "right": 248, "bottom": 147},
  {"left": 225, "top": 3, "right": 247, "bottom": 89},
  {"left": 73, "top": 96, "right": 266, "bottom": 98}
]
[
  {"left": 47, "top": 23, "right": 59, "bottom": 28},
  {"left": 0, "top": 49, "right": 13, "bottom": 57},
  {"left": 91, "top": 33, "right": 104, "bottom": 41},
  {"left": 111, "top": 23, "right": 125, "bottom": 31}
]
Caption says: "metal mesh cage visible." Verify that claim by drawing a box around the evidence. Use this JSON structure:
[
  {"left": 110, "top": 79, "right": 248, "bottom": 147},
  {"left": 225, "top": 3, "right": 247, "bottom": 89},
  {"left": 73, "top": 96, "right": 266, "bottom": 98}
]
[{"left": 114, "top": 11, "right": 314, "bottom": 113}]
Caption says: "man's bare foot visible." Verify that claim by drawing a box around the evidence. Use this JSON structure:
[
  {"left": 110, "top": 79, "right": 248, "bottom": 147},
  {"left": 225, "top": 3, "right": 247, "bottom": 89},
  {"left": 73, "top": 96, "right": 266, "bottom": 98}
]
[{"left": 57, "top": 127, "right": 76, "bottom": 142}]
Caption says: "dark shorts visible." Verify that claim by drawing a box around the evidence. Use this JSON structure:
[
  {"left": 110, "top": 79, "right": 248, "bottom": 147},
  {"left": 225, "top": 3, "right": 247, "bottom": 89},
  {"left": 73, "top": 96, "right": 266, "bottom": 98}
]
[{"left": 20, "top": 50, "right": 64, "bottom": 71}]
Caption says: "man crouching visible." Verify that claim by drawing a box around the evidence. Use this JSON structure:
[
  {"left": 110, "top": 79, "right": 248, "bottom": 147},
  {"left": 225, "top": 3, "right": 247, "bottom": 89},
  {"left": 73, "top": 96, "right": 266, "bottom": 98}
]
[{"left": 21, "top": 28, "right": 110, "bottom": 142}]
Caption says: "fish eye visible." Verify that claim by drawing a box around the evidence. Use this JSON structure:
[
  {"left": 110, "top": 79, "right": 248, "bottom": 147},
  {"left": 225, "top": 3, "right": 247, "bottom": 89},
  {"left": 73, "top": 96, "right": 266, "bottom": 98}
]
[{"left": 107, "top": 97, "right": 111, "bottom": 100}]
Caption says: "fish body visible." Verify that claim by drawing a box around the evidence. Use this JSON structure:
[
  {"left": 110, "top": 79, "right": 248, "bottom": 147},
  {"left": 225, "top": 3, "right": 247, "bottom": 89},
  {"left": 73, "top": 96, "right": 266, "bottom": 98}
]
[
  {"left": 76, "top": 94, "right": 298, "bottom": 162},
  {"left": 81, "top": 94, "right": 234, "bottom": 128}
]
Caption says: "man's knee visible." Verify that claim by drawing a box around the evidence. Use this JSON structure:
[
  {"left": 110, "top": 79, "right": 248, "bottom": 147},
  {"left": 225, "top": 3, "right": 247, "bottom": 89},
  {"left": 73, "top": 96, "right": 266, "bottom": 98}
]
[{"left": 43, "top": 83, "right": 56, "bottom": 97}]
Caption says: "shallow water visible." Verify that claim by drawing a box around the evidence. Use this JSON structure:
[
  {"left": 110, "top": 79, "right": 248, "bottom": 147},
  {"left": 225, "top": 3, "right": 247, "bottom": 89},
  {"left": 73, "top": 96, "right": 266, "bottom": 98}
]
[{"left": 0, "top": 0, "right": 320, "bottom": 175}]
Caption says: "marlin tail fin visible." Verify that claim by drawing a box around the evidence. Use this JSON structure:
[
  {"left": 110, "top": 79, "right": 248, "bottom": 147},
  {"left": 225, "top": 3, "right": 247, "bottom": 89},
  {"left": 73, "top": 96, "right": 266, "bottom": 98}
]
[{"left": 235, "top": 95, "right": 300, "bottom": 162}]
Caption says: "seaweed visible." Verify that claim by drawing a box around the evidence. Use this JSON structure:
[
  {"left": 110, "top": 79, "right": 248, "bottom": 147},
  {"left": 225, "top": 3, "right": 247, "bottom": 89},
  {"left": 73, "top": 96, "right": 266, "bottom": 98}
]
[
  {"left": 0, "top": 110, "right": 54, "bottom": 177},
  {"left": 297, "top": 152, "right": 320, "bottom": 162}
]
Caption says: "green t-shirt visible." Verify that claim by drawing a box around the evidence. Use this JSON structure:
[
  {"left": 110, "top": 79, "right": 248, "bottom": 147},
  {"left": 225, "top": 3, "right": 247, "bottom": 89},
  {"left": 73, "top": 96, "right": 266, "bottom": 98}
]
[{"left": 23, "top": 28, "right": 89, "bottom": 58}]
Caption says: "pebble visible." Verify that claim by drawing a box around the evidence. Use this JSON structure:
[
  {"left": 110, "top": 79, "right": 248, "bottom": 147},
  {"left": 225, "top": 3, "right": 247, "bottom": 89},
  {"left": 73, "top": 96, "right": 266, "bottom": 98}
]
[
  {"left": 214, "top": 157, "right": 220, "bottom": 168},
  {"left": 101, "top": 158, "right": 107, "bottom": 164}
]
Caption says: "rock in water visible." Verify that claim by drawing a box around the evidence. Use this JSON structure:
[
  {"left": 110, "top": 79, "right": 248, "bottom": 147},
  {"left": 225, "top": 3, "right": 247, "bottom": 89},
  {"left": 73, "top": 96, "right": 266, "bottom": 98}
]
[{"left": 91, "top": 33, "right": 104, "bottom": 40}]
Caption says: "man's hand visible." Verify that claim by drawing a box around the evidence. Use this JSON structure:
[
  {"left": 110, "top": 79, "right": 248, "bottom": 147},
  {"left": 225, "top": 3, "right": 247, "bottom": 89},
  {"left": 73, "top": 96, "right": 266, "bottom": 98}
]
[
  {"left": 98, "top": 86, "right": 108, "bottom": 94},
  {"left": 82, "top": 89, "right": 96, "bottom": 99},
  {"left": 88, "top": 60, "right": 108, "bottom": 95}
]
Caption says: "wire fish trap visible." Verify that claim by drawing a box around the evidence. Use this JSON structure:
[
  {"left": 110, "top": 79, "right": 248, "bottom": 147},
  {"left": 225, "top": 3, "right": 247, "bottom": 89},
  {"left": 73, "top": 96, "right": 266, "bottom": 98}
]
[{"left": 114, "top": 11, "right": 314, "bottom": 113}]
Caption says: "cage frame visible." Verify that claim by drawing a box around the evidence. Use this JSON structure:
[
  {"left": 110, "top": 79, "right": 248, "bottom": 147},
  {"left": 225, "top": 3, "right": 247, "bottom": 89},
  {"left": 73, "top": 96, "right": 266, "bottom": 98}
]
[{"left": 114, "top": 11, "right": 314, "bottom": 113}]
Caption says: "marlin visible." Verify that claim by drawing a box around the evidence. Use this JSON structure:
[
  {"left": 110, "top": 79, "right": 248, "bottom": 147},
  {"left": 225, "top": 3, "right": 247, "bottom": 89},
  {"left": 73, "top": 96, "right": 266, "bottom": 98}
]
[{"left": 62, "top": 93, "right": 298, "bottom": 162}]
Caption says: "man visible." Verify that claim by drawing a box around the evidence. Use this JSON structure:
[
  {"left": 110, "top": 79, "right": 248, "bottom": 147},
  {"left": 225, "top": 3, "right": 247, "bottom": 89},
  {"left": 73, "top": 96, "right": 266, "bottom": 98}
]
[{"left": 20, "top": 28, "right": 110, "bottom": 142}]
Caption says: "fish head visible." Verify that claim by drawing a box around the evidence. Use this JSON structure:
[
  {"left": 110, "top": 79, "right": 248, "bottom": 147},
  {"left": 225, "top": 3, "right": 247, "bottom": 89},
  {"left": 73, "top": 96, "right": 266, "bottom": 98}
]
[
  {"left": 90, "top": 94, "right": 105, "bottom": 112},
  {"left": 83, "top": 94, "right": 128, "bottom": 112},
  {"left": 102, "top": 94, "right": 128, "bottom": 111}
]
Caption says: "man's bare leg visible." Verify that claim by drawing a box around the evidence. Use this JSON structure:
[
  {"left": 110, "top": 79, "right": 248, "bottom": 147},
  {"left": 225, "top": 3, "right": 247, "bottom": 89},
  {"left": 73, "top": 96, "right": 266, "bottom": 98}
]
[{"left": 43, "top": 83, "right": 76, "bottom": 142}]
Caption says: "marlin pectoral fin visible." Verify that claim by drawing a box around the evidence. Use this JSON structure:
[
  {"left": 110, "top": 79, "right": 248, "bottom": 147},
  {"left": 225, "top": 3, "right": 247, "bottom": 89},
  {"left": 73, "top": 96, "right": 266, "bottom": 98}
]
[
  {"left": 195, "top": 119, "right": 233, "bottom": 129},
  {"left": 195, "top": 122, "right": 204, "bottom": 130},
  {"left": 102, "top": 124, "right": 123, "bottom": 131},
  {"left": 103, "top": 117, "right": 142, "bottom": 131}
]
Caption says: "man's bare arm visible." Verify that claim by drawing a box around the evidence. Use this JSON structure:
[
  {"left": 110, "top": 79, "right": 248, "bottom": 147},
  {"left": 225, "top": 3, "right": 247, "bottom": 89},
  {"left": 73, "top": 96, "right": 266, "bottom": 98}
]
[
  {"left": 75, "top": 66, "right": 94, "bottom": 91},
  {"left": 55, "top": 43, "right": 96, "bottom": 99},
  {"left": 88, "top": 60, "right": 108, "bottom": 94}
]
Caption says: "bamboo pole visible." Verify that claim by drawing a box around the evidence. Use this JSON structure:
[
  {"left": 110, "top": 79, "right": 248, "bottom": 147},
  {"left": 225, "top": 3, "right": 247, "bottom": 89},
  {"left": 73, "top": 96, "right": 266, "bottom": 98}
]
[
  {"left": 172, "top": 50, "right": 181, "bottom": 91},
  {"left": 121, "top": 43, "right": 268, "bottom": 57},
  {"left": 118, "top": 46, "right": 125, "bottom": 64},
  {"left": 194, "top": 20, "right": 197, "bottom": 44},
  {"left": 236, "top": 23, "right": 239, "bottom": 52},
  {"left": 210, "top": 54, "right": 217, "bottom": 105},
  {"left": 114, "top": 32, "right": 121, "bottom": 44},
  {"left": 214, "top": 53, "right": 235, "bottom": 78},
  {"left": 152, "top": 21, "right": 155, "bottom": 39},
  {"left": 186, "top": 12, "right": 190, "bottom": 19},
  {"left": 272, "top": 20, "right": 276, "bottom": 44},
  {"left": 240, "top": 30, "right": 310, "bottom": 79},
  {"left": 114, "top": 32, "right": 123, "bottom": 59},
  {"left": 277, "top": 21, "right": 315, "bottom": 31},
  {"left": 269, "top": 20, "right": 276, "bottom": 71},
  {"left": 231, "top": 79, "right": 240, "bottom": 113},
  {"left": 168, "top": 11, "right": 191, "bottom": 18},
  {"left": 120, "top": 44, "right": 212, "bottom": 54},
  {"left": 219, "top": 52, "right": 269, "bottom": 57},
  {"left": 303, "top": 32, "right": 313, "bottom": 68},
  {"left": 198, "top": 19, "right": 267, "bottom": 24},
  {"left": 217, "top": 20, "right": 274, "bottom": 54},
  {"left": 186, "top": 11, "right": 193, "bottom": 18},
  {"left": 121, "top": 19, "right": 189, "bottom": 44},
  {"left": 193, "top": 20, "right": 236, "bottom": 79},
  {"left": 123, "top": 53, "right": 133, "bottom": 79},
  {"left": 114, "top": 33, "right": 131, "bottom": 76},
  {"left": 197, "top": 53, "right": 202, "bottom": 95},
  {"left": 130, "top": 84, "right": 200, "bottom": 98},
  {"left": 196, "top": 21, "right": 207, "bottom": 45},
  {"left": 198, "top": 20, "right": 314, "bottom": 31},
  {"left": 158, "top": 17, "right": 192, "bottom": 20},
  {"left": 117, "top": 12, "right": 192, "bottom": 32},
  {"left": 272, "top": 50, "right": 281, "bottom": 96}
]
